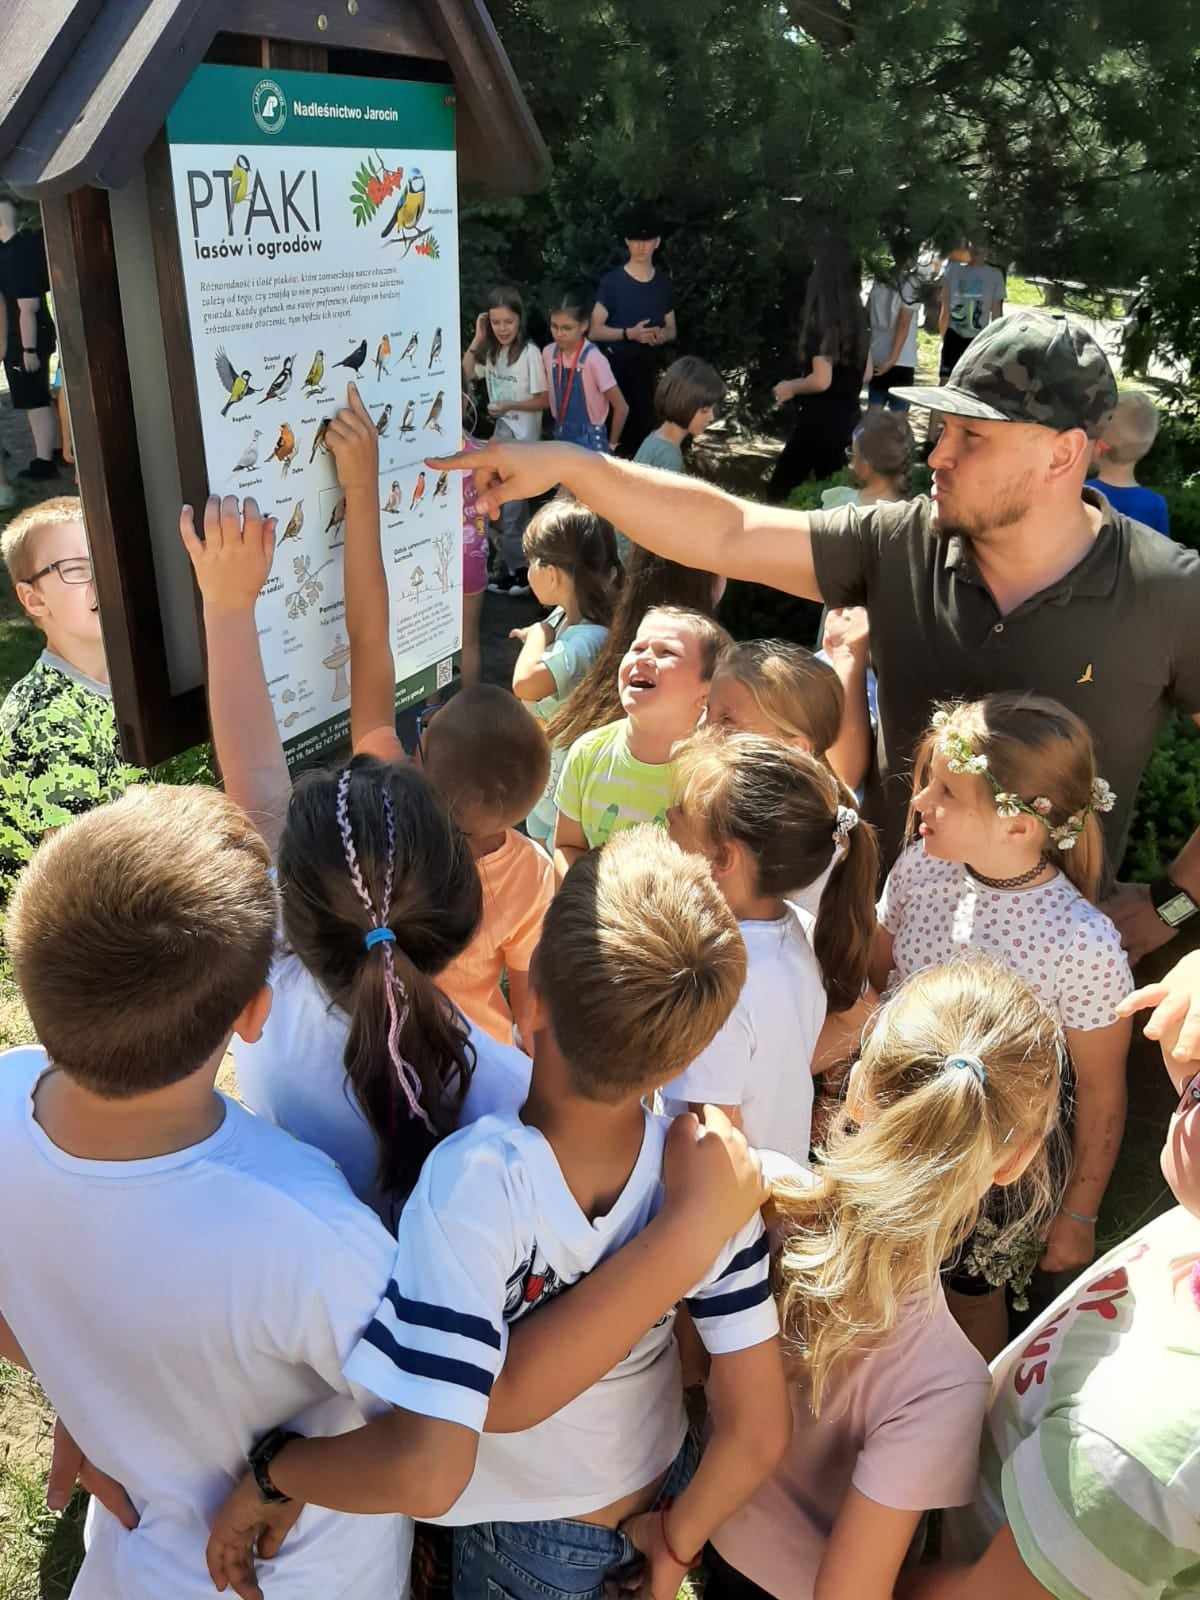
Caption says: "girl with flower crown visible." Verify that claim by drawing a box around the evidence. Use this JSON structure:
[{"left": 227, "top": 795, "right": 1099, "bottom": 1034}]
[{"left": 868, "top": 691, "right": 1133, "bottom": 1359}]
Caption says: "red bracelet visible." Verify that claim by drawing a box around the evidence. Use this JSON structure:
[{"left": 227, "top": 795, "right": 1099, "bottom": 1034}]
[{"left": 660, "top": 1505, "right": 701, "bottom": 1570}]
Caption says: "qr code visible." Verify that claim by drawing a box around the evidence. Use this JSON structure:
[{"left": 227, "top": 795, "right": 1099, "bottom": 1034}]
[{"left": 436, "top": 657, "right": 452, "bottom": 689}]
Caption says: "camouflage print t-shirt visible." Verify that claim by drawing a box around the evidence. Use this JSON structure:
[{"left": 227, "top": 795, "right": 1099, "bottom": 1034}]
[{"left": 0, "top": 652, "right": 144, "bottom": 896}]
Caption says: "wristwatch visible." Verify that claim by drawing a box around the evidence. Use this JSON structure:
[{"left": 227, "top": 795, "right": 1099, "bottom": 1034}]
[
  {"left": 248, "top": 1427, "right": 301, "bottom": 1503},
  {"left": 1151, "top": 877, "right": 1200, "bottom": 929}
]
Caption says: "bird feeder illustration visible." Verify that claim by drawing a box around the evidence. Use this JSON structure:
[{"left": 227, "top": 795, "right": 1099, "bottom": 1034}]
[{"left": 323, "top": 637, "right": 352, "bottom": 702}]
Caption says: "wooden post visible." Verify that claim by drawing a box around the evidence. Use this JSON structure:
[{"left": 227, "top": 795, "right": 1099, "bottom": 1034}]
[{"left": 40, "top": 186, "right": 206, "bottom": 765}]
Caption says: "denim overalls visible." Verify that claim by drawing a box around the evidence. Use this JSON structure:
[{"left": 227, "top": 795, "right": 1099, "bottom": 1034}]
[{"left": 552, "top": 341, "right": 610, "bottom": 452}]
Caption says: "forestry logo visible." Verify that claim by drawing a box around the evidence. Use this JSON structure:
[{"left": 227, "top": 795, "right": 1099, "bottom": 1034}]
[{"left": 252, "top": 79, "right": 288, "bottom": 136}]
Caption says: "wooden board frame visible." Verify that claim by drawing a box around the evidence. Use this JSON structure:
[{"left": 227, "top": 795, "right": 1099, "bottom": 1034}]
[{"left": 34, "top": 26, "right": 515, "bottom": 766}]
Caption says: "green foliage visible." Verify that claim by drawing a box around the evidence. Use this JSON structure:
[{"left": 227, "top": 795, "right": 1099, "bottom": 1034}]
[
  {"left": 468, "top": 0, "right": 1200, "bottom": 416},
  {"left": 1122, "top": 715, "right": 1200, "bottom": 882}
]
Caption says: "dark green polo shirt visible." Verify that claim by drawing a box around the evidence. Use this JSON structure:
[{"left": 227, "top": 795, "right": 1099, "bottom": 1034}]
[{"left": 809, "top": 491, "right": 1200, "bottom": 872}]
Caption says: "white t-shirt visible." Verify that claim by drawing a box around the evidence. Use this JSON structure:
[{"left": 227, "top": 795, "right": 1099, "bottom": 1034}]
[
  {"left": 662, "top": 908, "right": 826, "bottom": 1162},
  {"left": 878, "top": 846, "right": 1133, "bottom": 1031},
  {"left": 0, "top": 1046, "right": 410, "bottom": 1600},
  {"left": 344, "top": 1108, "right": 778, "bottom": 1524},
  {"left": 867, "top": 278, "right": 921, "bottom": 368},
  {"left": 944, "top": 1207, "right": 1200, "bottom": 1598},
  {"left": 484, "top": 342, "right": 545, "bottom": 443},
  {"left": 234, "top": 952, "right": 531, "bottom": 1224}
]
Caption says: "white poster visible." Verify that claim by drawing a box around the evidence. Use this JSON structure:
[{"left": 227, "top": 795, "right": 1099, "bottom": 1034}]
[{"left": 166, "top": 65, "right": 462, "bottom": 766}]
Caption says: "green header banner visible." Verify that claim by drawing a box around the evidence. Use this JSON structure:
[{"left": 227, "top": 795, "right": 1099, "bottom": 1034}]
[{"left": 166, "top": 64, "right": 455, "bottom": 151}]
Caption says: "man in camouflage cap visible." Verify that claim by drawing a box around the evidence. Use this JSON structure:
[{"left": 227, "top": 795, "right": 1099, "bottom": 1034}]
[{"left": 435, "top": 306, "right": 1200, "bottom": 978}]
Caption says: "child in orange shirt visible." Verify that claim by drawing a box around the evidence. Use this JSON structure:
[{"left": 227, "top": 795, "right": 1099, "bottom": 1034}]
[{"left": 419, "top": 687, "right": 553, "bottom": 1047}]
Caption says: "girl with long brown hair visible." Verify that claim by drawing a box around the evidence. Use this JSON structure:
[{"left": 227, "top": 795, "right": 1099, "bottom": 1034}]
[
  {"left": 512, "top": 496, "right": 623, "bottom": 845},
  {"left": 870, "top": 691, "right": 1134, "bottom": 1357},
  {"left": 663, "top": 729, "right": 878, "bottom": 1162}
]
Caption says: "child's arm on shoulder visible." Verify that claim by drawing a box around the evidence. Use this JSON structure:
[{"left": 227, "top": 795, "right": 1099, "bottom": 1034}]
[
  {"left": 326, "top": 385, "right": 404, "bottom": 761},
  {"left": 624, "top": 1339, "right": 790, "bottom": 1596},
  {"left": 179, "top": 496, "right": 290, "bottom": 854},
  {"left": 605, "top": 383, "right": 629, "bottom": 452},
  {"left": 486, "top": 1108, "right": 768, "bottom": 1431}
]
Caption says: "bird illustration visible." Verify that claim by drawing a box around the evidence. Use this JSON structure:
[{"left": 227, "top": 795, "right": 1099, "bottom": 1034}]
[
  {"left": 432, "top": 470, "right": 449, "bottom": 500},
  {"left": 325, "top": 495, "right": 346, "bottom": 536},
  {"left": 303, "top": 350, "right": 325, "bottom": 393},
  {"left": 375, "top": 404, "right": 392, "bottom": 438},
  {"left": 280, "top": 501, "right": 305, "bottom": 543},
  {"left": 1077, "top": 662, "right": 1094, "bottom": 685},
  {"left": 233, "top": 429, "right": 262, "bottom": 472},
  {"left": 427, "top": 327, "right": 442, "bottom": 370},
  {"left": 382, "top": 481, "right": 402, "bottom": 514},
  {"left": 423, "top": 391, "right": 445, "bottom": 433},
  {"left": 268, "top": 422, "right": 296, "bottom": 473},
  {"left": 258, "top": 355, "right": 295, "bottom": 405},
  {"left": 380, "top": 169, "right": 426, "bottom": 240},
  {"left": 399, "top": 331, "right": 419, "bottom": 364},
  {"left": 230, "top": 154, "right": 252, "bottom": 206},
  {"left": 374, "top": 335, "right": 391, "bottom": 380},
  {"left": 309, "top": 418, "right": 331, "bottom": 463},
  {"left": 409, "top": 472, "right": 426, "bottom": 511},
  {"left": 334, "top": 339, "right": 368, "bottom": 373},
  {"left": 399, "top": 399, "right": 416, "bottom": 435},
  {"left": 215, "top": 347, "right": 255, "bottom": 415}
]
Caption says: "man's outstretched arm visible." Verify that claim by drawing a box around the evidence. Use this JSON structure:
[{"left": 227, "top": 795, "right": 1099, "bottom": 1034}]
[{"left": 429, "top": 440, "right": 824, "bottom": 600}]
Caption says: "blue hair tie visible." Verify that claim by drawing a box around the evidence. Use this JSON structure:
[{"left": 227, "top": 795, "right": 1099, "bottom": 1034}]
[
  {"left": 364, "top": 927, "right": 397, "bottom": 950},
  {"left": 944, "top": 1053, "right": 987, "bottom": 1086}
]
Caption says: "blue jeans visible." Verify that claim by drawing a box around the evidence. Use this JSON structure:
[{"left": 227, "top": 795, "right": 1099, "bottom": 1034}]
[{"left": 452, "top": 1433, "right": 697, "bottom": 1600}]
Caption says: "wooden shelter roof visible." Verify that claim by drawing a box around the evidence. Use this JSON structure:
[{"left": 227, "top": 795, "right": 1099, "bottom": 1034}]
[{"left": 0, "top": 0, "right": 547, "bottom": 197}]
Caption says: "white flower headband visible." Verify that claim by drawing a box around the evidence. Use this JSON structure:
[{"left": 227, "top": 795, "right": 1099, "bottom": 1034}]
[{"left": 931, "top": 710, "right": 1115, "bottom": 852}]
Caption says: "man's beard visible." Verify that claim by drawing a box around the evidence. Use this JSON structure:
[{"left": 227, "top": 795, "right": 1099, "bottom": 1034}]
[{"left": 931, "top": 472, "right": 1036, "bottom": 543}]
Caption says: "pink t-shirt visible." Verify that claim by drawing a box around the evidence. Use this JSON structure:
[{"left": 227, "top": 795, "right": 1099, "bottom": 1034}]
[
  {"left": 437, "top": 828, "right": 554, "bottom": 1047},
  {"left": 542, "top": 340, "right": 617, "bottom": 425},
  {"left": 712, "top": 1280, "right": 989, "bottom": 1598}
]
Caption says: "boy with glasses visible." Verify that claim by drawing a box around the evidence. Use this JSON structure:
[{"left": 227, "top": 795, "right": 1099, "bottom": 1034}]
[{"left": 0, "top": 495, "right": 142, "bottom": 893}]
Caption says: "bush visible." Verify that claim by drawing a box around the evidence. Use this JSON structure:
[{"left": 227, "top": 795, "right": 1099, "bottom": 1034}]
[{"left": 1121, "top": 715, "right": 1200, "bottom": 883}]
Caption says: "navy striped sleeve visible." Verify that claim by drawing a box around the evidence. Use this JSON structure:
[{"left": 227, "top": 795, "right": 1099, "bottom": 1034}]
[{"left": 684, "top": 1217, "right": 779, "bottom": 1356}]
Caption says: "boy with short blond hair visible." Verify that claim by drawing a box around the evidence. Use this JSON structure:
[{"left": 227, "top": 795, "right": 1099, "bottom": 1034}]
[
  {"left": 0, "top": 495, "right": 142, "bottom": 893},
  {"left": 206, "top": 826, "right": 788, "bottom": 1600},
  {"left": 1086, "top": 388, "right": 1170, "bottom": 535}
]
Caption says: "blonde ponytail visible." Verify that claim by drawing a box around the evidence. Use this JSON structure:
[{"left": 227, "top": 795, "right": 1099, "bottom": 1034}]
[{"left": 773, "top": 957, "right": 1064, "bottom": 1413}]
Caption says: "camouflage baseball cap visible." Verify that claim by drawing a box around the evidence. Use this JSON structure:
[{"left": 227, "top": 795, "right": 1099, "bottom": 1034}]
[{"left": 891, "top": 311, "right": 1118, "bottom": 436}]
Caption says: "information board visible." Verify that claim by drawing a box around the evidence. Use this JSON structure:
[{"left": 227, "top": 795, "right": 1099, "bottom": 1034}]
[{"left": 166, "top": 64, "right": 462, "bottom": 767}]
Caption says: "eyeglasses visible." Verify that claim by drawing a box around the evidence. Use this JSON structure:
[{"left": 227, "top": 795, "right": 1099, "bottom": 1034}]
[{"left": 25, "top": 558, "right": 93, "bottom": 587}]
